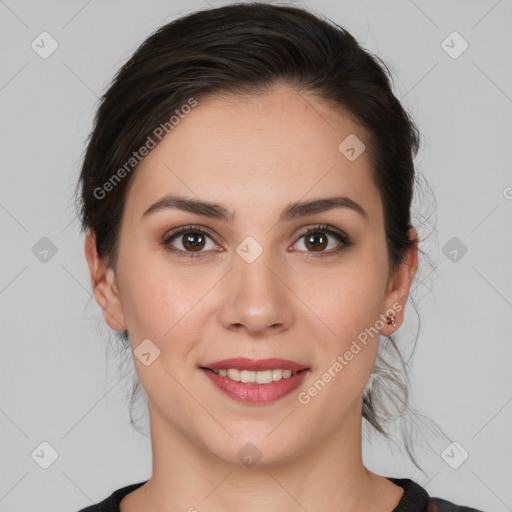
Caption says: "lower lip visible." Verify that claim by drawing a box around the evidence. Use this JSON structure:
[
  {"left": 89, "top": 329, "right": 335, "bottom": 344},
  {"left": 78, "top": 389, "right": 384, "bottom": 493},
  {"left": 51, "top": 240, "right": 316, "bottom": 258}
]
[{"left": 201, "top": 368, "right": 309, "bottom": 404}]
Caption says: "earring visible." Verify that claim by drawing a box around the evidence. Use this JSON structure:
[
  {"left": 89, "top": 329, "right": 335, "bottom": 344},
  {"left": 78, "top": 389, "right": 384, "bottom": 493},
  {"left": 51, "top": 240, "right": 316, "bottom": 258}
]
[{"left": 386, "top": 312, "right": 396, "bottom": 327}]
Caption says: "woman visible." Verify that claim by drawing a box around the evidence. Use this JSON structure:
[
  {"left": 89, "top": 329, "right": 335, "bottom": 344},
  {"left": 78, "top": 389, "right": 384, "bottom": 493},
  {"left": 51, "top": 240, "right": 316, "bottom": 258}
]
[{"left": 75, "top": 3, "right": 485, "bottom": 511}]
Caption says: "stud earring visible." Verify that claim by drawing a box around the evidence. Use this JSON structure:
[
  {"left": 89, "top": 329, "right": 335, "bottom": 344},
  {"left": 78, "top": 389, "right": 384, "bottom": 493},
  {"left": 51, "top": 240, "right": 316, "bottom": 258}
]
[{"left": 386, "top": 312, "right": 396, "bottom": 327}]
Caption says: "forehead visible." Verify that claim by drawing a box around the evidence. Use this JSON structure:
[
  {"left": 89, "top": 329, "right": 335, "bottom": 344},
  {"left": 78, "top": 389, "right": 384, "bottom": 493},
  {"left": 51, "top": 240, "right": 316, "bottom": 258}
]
[{"left": 123, "top": 85, "right": 382, "bottom": 225}]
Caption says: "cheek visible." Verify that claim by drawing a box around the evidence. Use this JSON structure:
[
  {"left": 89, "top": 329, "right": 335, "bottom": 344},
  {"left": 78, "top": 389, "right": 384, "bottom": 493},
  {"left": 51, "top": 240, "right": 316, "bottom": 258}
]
[
  {"left": 117, "top": 245, "right": 205, "bottom": 339},
  {"left": 116, "top": 256, "right": 207, "bottom": 401},
  {"left": 307, "top": 254, "right": 386, "bottom": 382},
  {"left": 309, "top": 257, "right": 386, "bottom": 336},
  {"left": 304, "top": 274, "right": 384, "bottom": 415}
]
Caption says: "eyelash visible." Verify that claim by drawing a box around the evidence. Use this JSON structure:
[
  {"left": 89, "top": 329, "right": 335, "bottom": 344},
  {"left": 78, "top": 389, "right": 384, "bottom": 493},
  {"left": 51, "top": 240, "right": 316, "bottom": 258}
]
[{"left": 162, "top": 223, "right": 352, "bottom": 259}]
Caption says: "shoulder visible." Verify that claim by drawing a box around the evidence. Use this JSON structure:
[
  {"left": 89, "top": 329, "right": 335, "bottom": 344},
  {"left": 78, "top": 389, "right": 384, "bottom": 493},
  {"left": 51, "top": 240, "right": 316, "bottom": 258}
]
[
  {"left": 74, "top": 481, "right": 148, "bottom": 512},
  {"left": 387, "top": 477, "right": 487, "bottom": 512},
  {"left": 427, "top": 496, "right": 486, "bottom": 512},
  {"left": 75, "top": 501, "right": 109, "bottom": 512}
]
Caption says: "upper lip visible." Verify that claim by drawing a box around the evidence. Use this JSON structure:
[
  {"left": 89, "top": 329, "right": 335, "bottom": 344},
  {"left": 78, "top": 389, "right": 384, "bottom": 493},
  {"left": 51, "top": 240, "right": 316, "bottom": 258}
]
[{"left": 201, "top": 358, "right": 309, "bottom": 372}]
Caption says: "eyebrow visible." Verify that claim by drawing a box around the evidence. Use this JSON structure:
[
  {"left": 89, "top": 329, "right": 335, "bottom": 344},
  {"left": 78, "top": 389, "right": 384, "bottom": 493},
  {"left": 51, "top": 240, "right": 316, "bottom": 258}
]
[{"left": 141, "top": 194, "right": 368, "bottom": 223}]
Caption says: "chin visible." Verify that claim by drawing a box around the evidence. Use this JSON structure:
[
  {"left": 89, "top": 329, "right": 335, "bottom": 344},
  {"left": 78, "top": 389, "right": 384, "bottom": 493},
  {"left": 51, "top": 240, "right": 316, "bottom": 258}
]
[{"left": 207, "top": 432, "right": 304, "bottom": 469}]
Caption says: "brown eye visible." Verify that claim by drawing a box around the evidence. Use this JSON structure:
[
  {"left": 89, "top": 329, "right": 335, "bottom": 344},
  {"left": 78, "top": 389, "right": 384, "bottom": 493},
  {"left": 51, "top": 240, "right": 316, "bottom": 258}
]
[
  {"left": 293, "top": 224, "right": 351, "bottom": 255},
  {"left": 163, "top": 226, "right": 217, "bottom": 257},
  {"left": 304, "top": 232, "right": 328, "bottom": 252},
  {"left": 181, "top": 231, "right": 206, "bottom": 251}
]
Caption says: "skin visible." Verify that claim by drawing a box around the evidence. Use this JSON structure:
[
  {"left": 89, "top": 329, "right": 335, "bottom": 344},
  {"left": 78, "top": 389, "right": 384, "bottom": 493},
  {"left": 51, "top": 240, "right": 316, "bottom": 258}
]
[{"left": 85, "top": 85, "right": 418, "bottom": 512}]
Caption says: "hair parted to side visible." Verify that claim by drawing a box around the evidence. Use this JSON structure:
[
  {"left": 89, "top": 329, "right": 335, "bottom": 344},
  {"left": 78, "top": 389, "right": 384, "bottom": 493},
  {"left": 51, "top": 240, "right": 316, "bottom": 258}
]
[{"left": 75, "top": 1, "right": 445, "bottom": 474}]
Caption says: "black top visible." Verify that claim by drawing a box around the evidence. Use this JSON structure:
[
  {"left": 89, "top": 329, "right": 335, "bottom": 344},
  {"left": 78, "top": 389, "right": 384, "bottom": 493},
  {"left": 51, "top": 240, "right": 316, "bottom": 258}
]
[{"left": 76, "top": 477, "right": 485, "bottom": 512}]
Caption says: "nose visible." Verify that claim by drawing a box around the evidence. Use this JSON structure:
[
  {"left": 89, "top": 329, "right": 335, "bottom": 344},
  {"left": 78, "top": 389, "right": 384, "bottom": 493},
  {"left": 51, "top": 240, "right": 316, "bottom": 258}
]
[{"left": 218, "top": 248, "right": 294, "bottom": 337}]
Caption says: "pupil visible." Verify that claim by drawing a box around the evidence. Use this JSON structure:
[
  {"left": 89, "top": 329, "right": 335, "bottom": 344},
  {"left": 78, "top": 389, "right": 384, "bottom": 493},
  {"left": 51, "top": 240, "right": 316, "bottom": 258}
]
[
  {"left": 184, "top": 233, "right": 204, "bottom": 250},
  {"left": 308, "top": 233, "right": 326, "bottom": 251}
]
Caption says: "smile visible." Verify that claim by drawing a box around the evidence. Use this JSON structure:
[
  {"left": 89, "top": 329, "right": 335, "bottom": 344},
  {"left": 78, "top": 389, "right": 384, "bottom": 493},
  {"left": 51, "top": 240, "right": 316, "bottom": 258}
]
[{"left": 210, "top": 368, "right": 301, "bottom": 384}]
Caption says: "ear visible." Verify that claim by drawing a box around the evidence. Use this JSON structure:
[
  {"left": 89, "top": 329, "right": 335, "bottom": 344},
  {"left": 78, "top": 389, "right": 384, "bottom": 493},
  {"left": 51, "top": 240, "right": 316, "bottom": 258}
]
[
  {"left": 381, "top": 227, "right": 418, "bottom": 336},
  {"left": 84, "top": 229, "right": 127, "bottom": 332}
]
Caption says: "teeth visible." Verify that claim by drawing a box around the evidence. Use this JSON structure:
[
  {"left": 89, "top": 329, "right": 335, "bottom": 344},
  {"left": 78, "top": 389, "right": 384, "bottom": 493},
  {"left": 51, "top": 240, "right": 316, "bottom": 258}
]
[
  {"left": 213, "top": 368, "right": 297, "bottom": 383},
  {"left": 227, "top": 369, "right": 240, "bottom": 381}
]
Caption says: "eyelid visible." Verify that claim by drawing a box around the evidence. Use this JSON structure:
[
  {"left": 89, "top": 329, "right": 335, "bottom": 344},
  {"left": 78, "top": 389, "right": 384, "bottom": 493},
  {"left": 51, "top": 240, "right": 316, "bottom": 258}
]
[
  {"left": 163, "top": 224, "right": 217, "bottom": 241},
  {"left": 295, "top": 223, "right": 346, "bottom": 239},
  {"left": 162, "top": 223, "right": 351, "bottom": 257},
  {"left": 291, "top": 223, "right": 350, "bottom": 253},
  {"left": 162, "top": 224, "right": 220, "bottom": 256}
]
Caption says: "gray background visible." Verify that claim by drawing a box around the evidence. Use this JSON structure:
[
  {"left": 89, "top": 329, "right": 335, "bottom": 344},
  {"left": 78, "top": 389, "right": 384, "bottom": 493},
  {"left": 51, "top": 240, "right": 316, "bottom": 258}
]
[{"left": 0, "top": 0, "right": 511, "bottom": 511}]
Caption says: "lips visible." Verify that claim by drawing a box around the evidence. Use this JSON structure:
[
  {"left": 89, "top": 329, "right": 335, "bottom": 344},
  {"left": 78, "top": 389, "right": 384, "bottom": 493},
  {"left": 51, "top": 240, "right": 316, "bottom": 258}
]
[
  {"left": 201, "top": 357, "right": 309, "bottom": 372},
  {"left": 199, "top": 357, "right": 310, "bottom": 404},
  {"left": 201, "top": 366, "right": 309, "bottom": 404}
]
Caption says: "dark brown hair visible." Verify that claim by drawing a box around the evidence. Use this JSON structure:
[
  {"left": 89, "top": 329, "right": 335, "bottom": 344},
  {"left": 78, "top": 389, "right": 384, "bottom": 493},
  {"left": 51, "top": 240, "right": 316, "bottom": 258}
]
[{"left": 75, "top": 1, "right": 441, "bottom": 473}]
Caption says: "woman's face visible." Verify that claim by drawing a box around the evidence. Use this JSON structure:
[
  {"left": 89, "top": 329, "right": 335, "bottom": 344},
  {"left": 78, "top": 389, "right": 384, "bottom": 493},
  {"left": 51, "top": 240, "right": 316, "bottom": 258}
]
[{"left": 86, "top": 85, "right": 417, "bottom": 466}]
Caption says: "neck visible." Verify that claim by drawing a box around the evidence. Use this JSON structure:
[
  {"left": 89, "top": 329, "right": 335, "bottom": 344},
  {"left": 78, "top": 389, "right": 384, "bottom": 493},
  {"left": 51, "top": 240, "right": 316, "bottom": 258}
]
[{"left": 124, "top": 402, "right": 403, "bottom": 512}]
